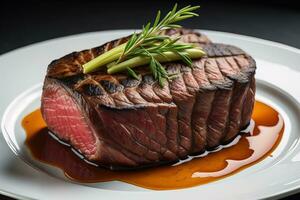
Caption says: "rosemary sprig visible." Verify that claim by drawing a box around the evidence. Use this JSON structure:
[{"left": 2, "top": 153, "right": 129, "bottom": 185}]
[
  {"left": 118, "top": 4, "right": 200, "bottom": 63},
  {"left": 82, "top": 4, "right": 205, "bottom": 87},
  {"left": 82, "top": 4, "right": 201, "bottom": 74}
]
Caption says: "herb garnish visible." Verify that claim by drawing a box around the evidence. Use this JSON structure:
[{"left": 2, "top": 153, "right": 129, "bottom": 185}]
[
  {"left": 118, "top": 4, "right": 200, "bottom": 63},
  {"left": 83, "top": 4, "right": 205, "bottom": 87}
]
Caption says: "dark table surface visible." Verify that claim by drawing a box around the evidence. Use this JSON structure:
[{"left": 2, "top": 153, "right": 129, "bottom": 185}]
[{"left": 1, "top": 0, "right": 300, "bottom": 199}]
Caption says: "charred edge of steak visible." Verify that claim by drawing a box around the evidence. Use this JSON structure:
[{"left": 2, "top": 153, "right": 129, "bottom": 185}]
[{"left": 42, "top": 29, "right": 256, "bottom": 169}]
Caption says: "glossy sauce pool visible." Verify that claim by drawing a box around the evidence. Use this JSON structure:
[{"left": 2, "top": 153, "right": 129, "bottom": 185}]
[{"left": 22, "top": 101, "right": 284, "bottom": 190}]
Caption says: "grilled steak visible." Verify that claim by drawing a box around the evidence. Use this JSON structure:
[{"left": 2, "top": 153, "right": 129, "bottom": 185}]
[{"left": 41, "top": 29, "right": 256, "bottom": 169}]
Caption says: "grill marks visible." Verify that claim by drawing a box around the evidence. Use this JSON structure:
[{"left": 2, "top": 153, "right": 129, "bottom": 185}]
[
  {"left": 190, "top": 60, "right": 215, "bottom": 152},
  {"left": 129, "top": 75, "right": 178, "bottom": 159},
  {"left": 217, "top": 56, "right": 250, "bottom": 143},
  {"left": 241, "top": 76, "right": 256, "bottom": 128},
  {"left": 74, "top": 65, "right": 179, "bottom": 160},
  {"left": 179, "top": 65, "right": 200, "bottom": 155},
  {"left": 68, "top": 51, "right": 153, "bottom": 164},
  {"left": 96, "top": 81, "right": 175, "bottom": 161},
  {"left": 204, "top": 58, "right": 233, "bottom": 148},
  {"left": 98, "top": 107, "right": 161, "bottom": 162},
  {"left": 167, "top": 64, "right": 195, "bottom": 157},
  {"left": 49, "top": 45, "right": 255, "bottom": 160},
  {"left": 145, "top": 81, "right": 179, "bottom": 158},
  {"left": 78, "top": 57, "right": 178, "bottom": 160}
]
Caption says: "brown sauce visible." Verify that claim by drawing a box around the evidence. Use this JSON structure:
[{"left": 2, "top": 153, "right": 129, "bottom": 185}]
[{"left": 22, "top": 101, "right": 284, "bottom": 190}]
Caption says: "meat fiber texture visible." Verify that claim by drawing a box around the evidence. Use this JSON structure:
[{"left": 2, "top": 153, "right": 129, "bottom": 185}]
[{"left": 41, "top": 28, "right": 256, "bottom": 169}]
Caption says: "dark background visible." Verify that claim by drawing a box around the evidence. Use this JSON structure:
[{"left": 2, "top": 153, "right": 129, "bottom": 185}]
[{"left": 0, "top": 0, "right": 300, "bottom": 199}]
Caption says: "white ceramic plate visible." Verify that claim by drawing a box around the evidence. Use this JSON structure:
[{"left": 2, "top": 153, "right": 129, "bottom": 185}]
[{"left": 1, "top": 30, "right": 300, "bottom": 200}]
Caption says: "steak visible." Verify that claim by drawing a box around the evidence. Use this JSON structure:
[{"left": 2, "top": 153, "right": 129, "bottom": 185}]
[{"left": 41, "top": 29, "right": 256, "bottom": 169}]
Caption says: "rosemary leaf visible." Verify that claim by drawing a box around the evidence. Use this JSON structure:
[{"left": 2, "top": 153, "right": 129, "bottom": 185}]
[
  {"left": 149, "top": 57, "right": 157, "bottom": 79},
  {"left": 153, "top": 10, "right": 161, "bottom": 27},
  {"left": 176, "top": 51, "right": 193, "bottom": 67},
  {"left": 165, "top": 24, "right": 182, "bottom": 29},
  {"left": 127, "top": 67, "right": 139, "bottom": 80},
  {"left": 171, "top": 3, "right": 178, "bottom": 16}
]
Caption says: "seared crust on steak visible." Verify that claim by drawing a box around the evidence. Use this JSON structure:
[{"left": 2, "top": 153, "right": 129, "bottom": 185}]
[{"left": 41, "top": 28, "right": 256, "bottom": 169}]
